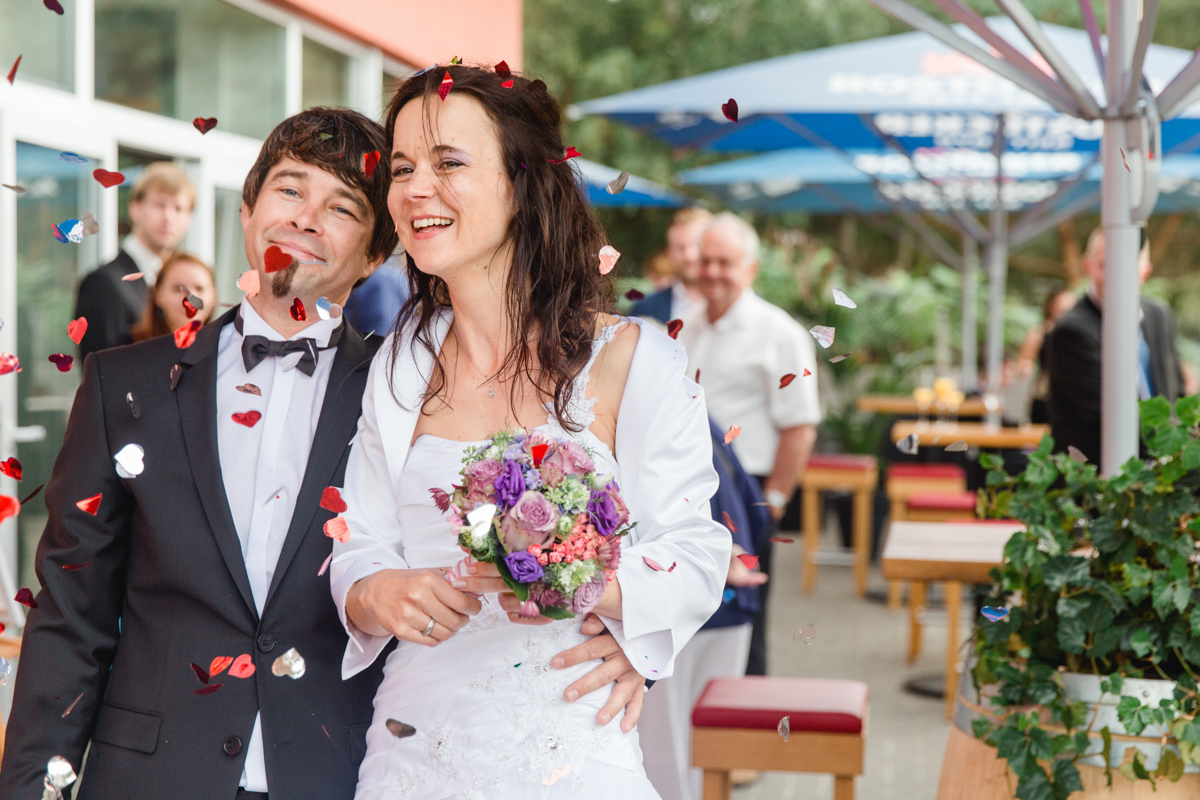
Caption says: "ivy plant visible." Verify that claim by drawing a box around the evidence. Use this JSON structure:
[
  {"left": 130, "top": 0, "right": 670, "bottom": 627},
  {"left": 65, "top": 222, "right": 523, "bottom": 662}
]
[{"left": 971, "top": 395, "right": 1200, "bottom": 800}]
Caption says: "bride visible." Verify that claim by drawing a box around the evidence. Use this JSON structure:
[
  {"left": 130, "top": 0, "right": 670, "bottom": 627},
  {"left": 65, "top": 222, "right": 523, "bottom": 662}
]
[{"left": 331, "top": 64, "right": 730, "bottom": 799}]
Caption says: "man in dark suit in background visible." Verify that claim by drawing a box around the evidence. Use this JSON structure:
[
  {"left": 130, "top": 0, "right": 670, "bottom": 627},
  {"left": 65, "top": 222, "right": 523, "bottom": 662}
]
[
  {"left": 1046, "top": 227, "right": 1183, "bottom": 465},
  {"left": 1, "top": 108, "right": 396, "bottom": 800},
  {"left": 630, "top": 207, "right": 710, "bottom": 324},
  {"left": 74, "top": 162, "right": 195, "bottom": 360}
]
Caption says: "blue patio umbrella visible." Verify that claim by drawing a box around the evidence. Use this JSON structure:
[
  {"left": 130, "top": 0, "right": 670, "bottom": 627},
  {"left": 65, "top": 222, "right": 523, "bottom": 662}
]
[{"left": 573, "top": 158, "right": 688, "bottom": 208}]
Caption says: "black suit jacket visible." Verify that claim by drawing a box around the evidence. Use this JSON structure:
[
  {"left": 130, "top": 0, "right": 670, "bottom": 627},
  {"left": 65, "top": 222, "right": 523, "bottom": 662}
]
[
  {"left": 629, "top": 286, "right": 673, "bottom": 325},
  {"left": 0, "top": 309, "right": 387, "bottom": 799},
  {"left": 1046, "top": 294, "right": 1183, "bottom": 465},
  {"left": 75, "top": 250, "right": 148, "bottom": 361}
]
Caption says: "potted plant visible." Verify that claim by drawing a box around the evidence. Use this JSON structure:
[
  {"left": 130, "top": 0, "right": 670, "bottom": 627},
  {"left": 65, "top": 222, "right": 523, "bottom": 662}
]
[{"left": 968, "top": 395, "right": 1200, "bottom": 799}]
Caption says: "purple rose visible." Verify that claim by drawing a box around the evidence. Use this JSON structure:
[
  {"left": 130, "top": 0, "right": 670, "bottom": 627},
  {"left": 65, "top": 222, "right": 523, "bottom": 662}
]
[
  {"left": 606, "top": 482, "right": 630, "bottom": 527},
  {"left": 504, "top": 550, "right": 544, "bottom": 583},
  {"left": 571, "top": 578, "right": 607, "bottom": 615},
  {"left": 500, "top": 490, "right": 560, "bottom": 551},
  {"left": 587, "top": 489, "right": 620, "bottom": 537},
  {"left": 493, "top": 459, "right": 526, "bottom": 507},
  {"left": 465, "top": 458, "right": 503, "bottom": 488}
]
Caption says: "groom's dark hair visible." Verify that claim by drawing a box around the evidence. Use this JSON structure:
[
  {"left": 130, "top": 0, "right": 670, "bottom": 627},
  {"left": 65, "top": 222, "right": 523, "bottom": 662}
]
[{"left": 242, "top": 107, "right": 399, "bottom": 264}]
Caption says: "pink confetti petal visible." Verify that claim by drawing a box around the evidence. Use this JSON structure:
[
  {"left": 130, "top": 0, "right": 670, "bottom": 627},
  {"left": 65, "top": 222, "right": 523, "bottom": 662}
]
[
  {"left": 724, "top": 425, "right": 741, "bottom": 445},
  {"left": 597, "top": 245, "right": 620, "bottom": 275},
  {"left": 317, "top": 552, "right": 333, "bottom": 577}
]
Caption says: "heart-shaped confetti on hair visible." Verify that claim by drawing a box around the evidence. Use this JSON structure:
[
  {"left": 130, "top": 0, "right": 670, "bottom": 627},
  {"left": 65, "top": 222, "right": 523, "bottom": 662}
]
[
  {"left": 724, "top": 425, "right": 741, "bottom": 445},
  {"left": 0, "top": 457, "right": 22, "bottom": 481},
  {"left": 182, "top": 297, "right": 198, "bottom": 319},
  {"left": 809, "top": 325, "right": 835, "bottom": 349},
  {"left": 0, "top": 496, "right": 18, "bottom": 524},
  {"left": 264, "top": 245, "right": 293, "bottom": 273},
  {"left": 981, "top": 606, "right": 1009, "bottom": 623},
  {"left": 67, "top": 317, "right": 87, "bottom": 345},
  {"left": 624, "top": 288, "right": 644, "bottom": 301},
  {"left": 48, "top": 354, "right": 73, "bottom": 372},
  {"left": 173, "top": 319, "right": 202, "bottom": 349},
  {"left": 0, "top": 353, "right": 20, "bottom": 375},
  {"left": 14, "top": 587, "right": 36, "bottom": 608},
  {"left": 548, "top": 146, "right": 581, "bottom": 165},
  {"left": 945, "top": 439, "right": 969, "bottom": 452},
  {"left": 193, "top": 117, "right": 217, "bottom": 134},
  {"left": 606, "top": 172, "right": 629, "bottom": 195},
  {"left": 779, "top": 373, "right": 796, "bottom": 388},
  {"left": 666, "top": 319, "right": 683, "bottom": 339},
  {"left": 229, "top": 653, "right": 255, "bottom": 679},
  {"left": 597, "top": 245, "right": 620, "bottom": 275},
  {"left": 363, "top": 150, "right": 380, "bottom": 178},
  {"left": 736, "top": 553, "right": 759, "bottom": 570},
  {"left": 494, "top": 60, "right": 511, "bottom": 78},
  {"left": 290, "top": 297, "right": 306, "bottom": 321},
  {"left": 438, "top": 71, "right": 454, "bottom": 100},
  {"left": 92, "top": 169, "right": 124, "bottom": 188},
  {"left": 76, "top": 493, "right": 102, "bottom": 515},
  {"left": 722, "top": 511, "right": 738, "bottom": 534},
  {"left": 7, "top": 55, "right": 20, "bottom": 85},
  {"left": 386, "top": 719, "right": 417, "bottom": 739},
  {"left": 190, "top": 662, "right": 210, "bottom": 684},
  {"left": 121, "top": 272, "right": 145, "bottom": 282},
  {"left": 232, "top": 411, "right": 262, "bottom": 428},
  {"left": 236, "top": 383, "right": 261, "bottom": 396},
  {"left": 721, "top": 98, "right": 738, "bottom": 123},
  {"left": 209, "top": 655, "right": 233, "bottom": 677},
  {"left": 43, "top": 0, "right": 64, "bottom": 13},
  {"left": 194, "top": 683, "right": 222, "bottom": 696},
  {"left": 501, "top": 79, "right": 514, "bottom": 89},
  {"left": 324, "top": 516, "right": 350, "bottom": 543},
  {"left": 237, "top": 269, "right": 261, "bottom": 299},
  {"left": 896, "top": 432, "right": 919, "bottom": 455},
  {"left": 320, "top": 486, "right": 348, "bottom": 513}
]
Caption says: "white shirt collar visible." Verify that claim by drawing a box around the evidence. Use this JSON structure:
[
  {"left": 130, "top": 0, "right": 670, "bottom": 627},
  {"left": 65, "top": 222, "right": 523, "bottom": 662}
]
[
  {"left": 122, "top": 233, "right": 164, "bottom": 284},
  {"left": 705, "top": 288, "right": 756, "bottom": 332},
  {"left": 238, "top": 296, "right": 343, "bottom": 348}
]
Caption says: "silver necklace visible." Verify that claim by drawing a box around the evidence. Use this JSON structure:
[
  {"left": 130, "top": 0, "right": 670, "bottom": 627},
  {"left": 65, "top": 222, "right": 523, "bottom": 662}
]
[{"left": 455, "top": 330, "right": 496, "bottom": 398}]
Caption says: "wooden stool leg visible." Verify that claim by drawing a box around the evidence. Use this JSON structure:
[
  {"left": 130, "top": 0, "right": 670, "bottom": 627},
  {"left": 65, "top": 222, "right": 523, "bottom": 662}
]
[
  {"left": 886, "top": 502, "right": 906, "bottom": 610},
  {"left": 852, "top": 487, "right": 870, "bottom": 597},
  {"left": 702, "top": 769, "right": 732, "bottom": 800},
  {"left": 944, "top": 580, "right": 963, "bottom": 719},
  {"left": 834, "top": 775, "right": 855, "bottom": 800},
  {"left": 802, "top": 486, "right": 820, "bottom": 593},
  {"left": 907, "top": 580, "right": 926, "bottom": 663}
]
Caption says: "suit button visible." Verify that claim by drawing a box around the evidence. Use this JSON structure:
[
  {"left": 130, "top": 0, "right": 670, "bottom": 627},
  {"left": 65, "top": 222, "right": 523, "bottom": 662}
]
[
  {"left": 257, "top": 633, "right": 275, "bottom": 652},
  {"left": 224, "top": 735, "right": 242, "bottom": 755}
]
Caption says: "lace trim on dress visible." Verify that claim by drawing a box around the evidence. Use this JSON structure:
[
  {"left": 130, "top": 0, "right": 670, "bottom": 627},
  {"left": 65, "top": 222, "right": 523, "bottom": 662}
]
[{"left": 542, "top": 322, "right": 623, "bottom": 434}]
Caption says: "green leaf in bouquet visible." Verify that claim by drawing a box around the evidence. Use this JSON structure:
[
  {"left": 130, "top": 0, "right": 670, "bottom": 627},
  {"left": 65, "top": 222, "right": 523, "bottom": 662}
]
[
  {"left": 493, "top": 554, "right": 526, "bottom": 599},
  {"left": 537, "top": 604, "right": 576, "bottom": 621}
]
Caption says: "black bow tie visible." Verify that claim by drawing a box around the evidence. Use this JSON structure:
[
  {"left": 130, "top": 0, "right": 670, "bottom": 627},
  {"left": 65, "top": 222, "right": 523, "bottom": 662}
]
[{"left": 235, "top": 313, "right": 343, "bottom": 377}]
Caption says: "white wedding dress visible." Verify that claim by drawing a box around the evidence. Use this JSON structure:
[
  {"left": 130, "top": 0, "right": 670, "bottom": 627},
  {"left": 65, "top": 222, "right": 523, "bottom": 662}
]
[{"left": 352, "top": 324, "right": 662, "bottom": 799}]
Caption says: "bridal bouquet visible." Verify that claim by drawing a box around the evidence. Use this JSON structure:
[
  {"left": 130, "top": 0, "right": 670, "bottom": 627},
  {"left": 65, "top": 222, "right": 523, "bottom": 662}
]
[{"left": 433, "top": 429, "right": 633, "bottom": 619}]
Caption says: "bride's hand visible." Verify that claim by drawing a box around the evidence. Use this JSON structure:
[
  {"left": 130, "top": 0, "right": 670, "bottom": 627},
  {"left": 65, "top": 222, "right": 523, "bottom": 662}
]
[
  {"left": 346, "top": 568, "right": 482, "bottom": 647},
  {"left": 458, "top": 563, "right": 555, "bottom": 626}
]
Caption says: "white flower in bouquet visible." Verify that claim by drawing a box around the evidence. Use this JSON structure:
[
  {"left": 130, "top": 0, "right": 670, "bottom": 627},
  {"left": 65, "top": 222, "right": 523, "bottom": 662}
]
[{"left": 465, "top": 503, "right": 497, "bottom": 548}]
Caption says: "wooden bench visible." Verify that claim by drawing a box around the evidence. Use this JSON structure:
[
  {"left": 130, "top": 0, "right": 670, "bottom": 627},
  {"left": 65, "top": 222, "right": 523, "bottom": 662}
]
[
  {"left": 905, "top": 491, "right": 979, "bottom": 662},
  {"left": 799, "top": 454, "right": 878, "bottom": 596},
  {"left": 692, "top": 676, "right": 869, "bottom": 800},
  {"left": 885, "top": 464, "right": 967, "bottom": 610}
]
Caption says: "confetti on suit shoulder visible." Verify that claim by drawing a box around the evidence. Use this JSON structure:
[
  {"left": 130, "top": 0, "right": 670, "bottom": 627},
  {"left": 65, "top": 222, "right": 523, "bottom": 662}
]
[
  {"left": 67, "top": 317, "right": 87, "bottom": 345},
  {"left": 724, "top": 425, "right": 741, "bottom": 445},
  {"left": 736, "top": 553, "right": 758, "bottom": 570},
  {"left": 1068, "top": 446, "right": 1088, "bottom": 463},
  {"left": 236, "top": 383, "right": 261, "bottom": 396},
  {"left": 6, "top": 55, "right": 20, "bottom": 85},
  {"left": 543, "top": 764, "right": 572, "bottom": 786},
  {"left": 779, "top": 373, "right": 795, "bottom": 388},
  {"left": 320, "top": 486, "right": 348, "bottom": 513},
  {"left": 386, "top": 719, "right": 417, "bottom": 739},
  {"left": 76, "top": 493, "right": 102, "bottom": 515},
  {"left": 0, "top": 495, "right": 17, "bottom": 525},
  {"left": 606, "top": 172, "right": 629, "bottom": 195},
  {"left": 272, "top": 647, "right": 306, "bottom": 679},
  {"left": 229, "top": 653, "right": 255, "bottom": 679},
  {"left": 363, "top": 150, "right": 380, "bottom": 178},
  {"left": 14, "top": 587, "right": 36, "bottom": 608},
  {"left": 170, "top": 363, "right": 183, "bottom": 390},
  {"left": 896, "top": 432, "right": 919, "bottom": 455},
  {"left": 809, "top": 325, "right": 835, "bottom": 348},
  {"left": 174, "top": 319, "right": 201, "bottom": 349},
  {"left": 0, "top": 456, "right": 22, "bottom": 480},
  {"left": 721, "top": 98, "right": 738, "bottom": 123},
  {"left": 324, "top": 516, "right": 350, "bottom": 543},
  {"left": 193, "top": 117, "right": 217, "bottom": 134},
  {"left": 121, "top": 272, "right": 145, "bottom": 282},
  {"left": 598, "top": 245, "right": 620, "bottom": 275},
  {"left": 438, "top": 71, "right": 454, "bottom": 100},
  {"left": 832, "top": 288, "right": 856, "bottom": 309},
  {"left": 666, "top": 319, "right": 683, "bottom": 339},
  {"left": 777, "top": 715, "right": 790, "bottom": 741},
  {"left": 945, "top": 439, "right": 969, "bottom": 452},
  {"left": 721, "top": 511, "right": 738, "bottom": 534}
]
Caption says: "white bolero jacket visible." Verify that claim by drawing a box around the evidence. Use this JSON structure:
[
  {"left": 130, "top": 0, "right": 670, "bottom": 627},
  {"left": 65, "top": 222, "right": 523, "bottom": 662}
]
[{"left": 330, "top": 309, "right": 732, "bottom": 680}]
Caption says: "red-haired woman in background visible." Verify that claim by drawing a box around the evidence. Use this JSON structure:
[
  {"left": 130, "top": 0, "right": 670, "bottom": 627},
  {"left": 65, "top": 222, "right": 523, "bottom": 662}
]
[{"left": 129, "top": 252, "right": 217, "bottom": 342}]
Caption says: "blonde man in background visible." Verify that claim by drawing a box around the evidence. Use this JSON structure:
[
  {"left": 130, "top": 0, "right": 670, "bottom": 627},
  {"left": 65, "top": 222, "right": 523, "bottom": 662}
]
[
  {"left": 74, "top": 162, "right": 196, "bottom": 360},
  {"left": 630, "top": 207, "right": 711, "bottom": 324}
]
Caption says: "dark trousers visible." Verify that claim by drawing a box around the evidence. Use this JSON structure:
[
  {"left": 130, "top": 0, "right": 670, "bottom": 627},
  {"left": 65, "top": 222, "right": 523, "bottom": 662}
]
[
  {"left": 236, "top": 791, "right": 269, "bottom": 800},
  {"left": 746, "top": 476, "right": 800, "bottom": 676}
]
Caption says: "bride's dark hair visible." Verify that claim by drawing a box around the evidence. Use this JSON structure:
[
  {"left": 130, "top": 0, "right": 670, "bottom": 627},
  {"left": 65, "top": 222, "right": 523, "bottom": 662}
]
[{"left": 384, "top": 64, "right": 615, "bottom": 431}]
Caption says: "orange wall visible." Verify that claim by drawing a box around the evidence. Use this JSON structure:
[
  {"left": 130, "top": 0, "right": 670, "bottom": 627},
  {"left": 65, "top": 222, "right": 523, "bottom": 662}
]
[{"left": 273, "top": 0, "right": 523, "bottom": 71}]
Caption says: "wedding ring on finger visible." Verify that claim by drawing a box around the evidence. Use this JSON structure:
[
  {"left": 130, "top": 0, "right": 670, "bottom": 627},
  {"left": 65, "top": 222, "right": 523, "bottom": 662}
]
[{"left": 423, "top": 616, "right": 436, "bottom": 637}]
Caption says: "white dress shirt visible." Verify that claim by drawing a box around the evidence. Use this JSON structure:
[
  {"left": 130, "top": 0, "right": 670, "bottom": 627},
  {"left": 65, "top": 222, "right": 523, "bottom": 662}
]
[
  {"left": 121, "top": 233, "right": 164, "bottom": 285},
  {"left": 678, "top": 290, "right": 821, "bottom": 476},
  {"left": 217, "top": 298, "right": 342, "bottom": 792},
  {"left": 670, "top": 280, "right": 702, "bottom": 321}
]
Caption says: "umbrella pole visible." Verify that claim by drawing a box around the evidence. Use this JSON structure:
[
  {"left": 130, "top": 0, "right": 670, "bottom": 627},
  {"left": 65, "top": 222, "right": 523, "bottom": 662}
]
[
  {"left": 961, "top": 235, "right": 979, "bottom": 392},
  {"left": 984, "top": 116, "right": 1008, "bottom": 417},
  {"left": 1101, "top": 0, "right": 1142, "bottom": 475}
]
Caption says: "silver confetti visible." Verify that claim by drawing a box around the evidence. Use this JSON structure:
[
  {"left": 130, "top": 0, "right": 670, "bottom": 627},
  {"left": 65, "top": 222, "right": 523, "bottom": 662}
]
[
  {"left": 386, "top": 719, "right": 417, "bottom": 739},
  {"left": 113, "top": 443, "right": 144, "bottom": 479},
  {"left": 777, "top": 715, "right": 790, "bottom": 742},
  {"left": 606, "top": 171, "right": 629, "bottom": 195},
  {"left": 186, "top": 292, "right": 204, "bottom": 311},
  {"left": 1068, "top": 445, "right": 1088, "bottom": 463},
  {"left": 271, "top": 647, "right": 306, "bottom": 679},
  {"left": 808, "top": 325, "right": 835, "bottom": 349},
  {"left": 945, "top": 439, "right": 969, "bottom": 452},
  {"left": 829, "top": 353, "right": 849, "bottom": 363},
  {"left": 0, "top": 656, "right": 11, "bottom": 686},
  {"left": 897, "top": 432, "right": 919, "bottom": 455},
  {"left": 45, "top": 756, "right": 77, "bottom": 793},
  {"left": 832, "top": 288, "right": 856, "bottom": 309},
  {"left": 79, "top": 213, "right": 100, "bottom": 238},
  {"left": 126, "top": 391, "right": 140, "bottom": 418},
  {"left": 315, "top": 297, "right": 342, "bottom": 321}
]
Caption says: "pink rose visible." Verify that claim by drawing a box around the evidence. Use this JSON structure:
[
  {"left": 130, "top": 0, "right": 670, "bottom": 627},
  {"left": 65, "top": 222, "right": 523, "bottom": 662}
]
[
  {"left": 500, "top": 490, "right": 560, "bottom": 552},
  {"left": 543, "top": 440, "right": 594, "bottom": 476},
  {"left": 607, "top": 485, "right": 630, "bottom": 527},
  {"left": 465, "top": 458, "right": 503, "bottom": 487},
  {"left": 539, "top": 461, "right": 565, "bottom": 488}
]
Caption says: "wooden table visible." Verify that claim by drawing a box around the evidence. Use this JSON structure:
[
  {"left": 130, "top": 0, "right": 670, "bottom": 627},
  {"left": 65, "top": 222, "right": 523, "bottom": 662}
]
[
  {"left": 856, "top": 394, "right": 991, "bottom": 417},
  {"left": 882, "top": 520, "right": 1023, "bottom": 717},
  {"left": 890, "top": 421, "right": 1049, "bottom": 450}
]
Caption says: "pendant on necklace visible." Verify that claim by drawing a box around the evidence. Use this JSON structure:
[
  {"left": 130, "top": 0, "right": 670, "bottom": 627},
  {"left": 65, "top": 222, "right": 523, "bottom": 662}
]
[{"left": 488, "top": 382, "right": 495, "bottom": 398}]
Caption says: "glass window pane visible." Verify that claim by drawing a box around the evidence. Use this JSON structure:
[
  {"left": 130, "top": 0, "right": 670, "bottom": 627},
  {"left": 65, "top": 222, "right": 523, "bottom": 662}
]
[
  {"left": 95, "top": 0, "right": 285, "bottom": 139},
  {"left": 303, "top": 38, "right": 352, "bottom": 110},
  {"left": 214, "top": 188, "right": 247, "bottom": 308},
  {"left": 0, "top": 0, "right": 75, "bottom": 90}
]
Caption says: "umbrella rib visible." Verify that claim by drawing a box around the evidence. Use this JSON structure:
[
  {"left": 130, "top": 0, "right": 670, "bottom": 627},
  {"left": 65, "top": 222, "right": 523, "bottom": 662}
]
[
  {"left": 1077, "top": 0, "right": 1107, "bottom": 81},
  {"left": 1120, "top": 0, "right": 1160, "bottom": 117},
  {"left": 993, "top": 0, "right": 1104, "bottom": 119},
  {"left": 1157, "top": 47, "right": 1200, "bottom": 120},
  {"left": 1008, "top": 155, "right": 1099, "bottom": 241}
]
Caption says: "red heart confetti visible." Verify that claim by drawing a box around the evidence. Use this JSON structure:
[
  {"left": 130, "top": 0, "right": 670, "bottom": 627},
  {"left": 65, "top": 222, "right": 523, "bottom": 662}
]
[
  {"left": 62, "top": 562, "right": 92, "bottom": 570},
  {"left": 173, "top": 319, "right": 202, "bottom": 349},
  {"left": 494, "top": 60, "right": 511, "bottom": 77},
  {"left": 0, "top": 495, "right": 18, "bottom": 524},
  {"left": 194, "top": 683, "right": 222, "bottom": 696},
  {"left": 320, "top": 486, "right": 348, "bottom": 513},
  {"left": 438, "top": 71, "right": 454, "bottom": 100},
  {"left": 264, "top": 245, "right": 293, "bottom": 273},
  {"left": 0, "top": 353, "right": 19, "bottom": 375},
  {"left": 190, "top": 662, "right": 210, "bottom": 684},
  {"left": 6, "top": 55, "right": 20, "bottom": 85},
  {"left": 324, "top": 516, "right": 350, "bottom": 543},
  {"left": 430, "top": 488, "right": 450, "bottom": 512},
  {"left": 232, "top": 411, "right": 262, "bottom": 428},
  {"left": 724, "top": 425, "right": 741, "bottom": 445},
  {"left": 803, "top": 368, "right": 812, "bottom": 377},
  {"left": 721, "top": 98, "right": 739, "bottom": 123},
  {"left": 722, "top": 511, "right": 738, "bottom": 534},
  {"left": 779, "top": 373, "right": 796, "bottom": 388},
  {"left": 67, "top": 317, "right": 88, "bottom": 344},
  {"left": 501, "top": 79, "right": 514, "bottom": 89},
  {"left": 92, "top": 169, "right": 124, "bottom": 188},
  {"left": 209, "top": 656, "right": 233, "bottom": 677},
  {"left": 531, "top": 444, "right": 549, "bottom": 467},
  {"left": 0, "top": 457, "right": 22, "bottom": 481},
  {"left": 48, "top": 354, "right": 73, "bottom": 372},
  {"left": 666, "top": 319, "right": 683, "bottom": 339},
  {"left": 624, "top": 289, "right": 644, "bottom": 301},
  {"left": 14, "top": 587, "right": 36, "bottom": 608},
  {"left": 290, "top": 297, "right": 306, "bottom": 321},
  {"left": 770, "top": 537, "right": 795, "bottom": 544},
  {"left": 193, "top": 117, "right": 217, "bottom": 134},
  {"left": 20, "top": 484, "right": 43, "bottom": 505},
  {"left": 44, "top": 0, "right": 63, "bottom": 14},
  {"left": 76, "top": 493, "right": 102, "bottom": 515},
  {"left": 229, "top": 653, "right": 255, "bottom": 679},
  {"left": 737, "top": 553, "right": 759, "bottom": 570},
  {"left": 363, "top": 150, "right": 381, "bottom": 178},
  {"left": 548, "top": 146, "right": 581, "bottom": 165},
  {"left": 182, "top": 297, "right": 198, "bottom": 319}
]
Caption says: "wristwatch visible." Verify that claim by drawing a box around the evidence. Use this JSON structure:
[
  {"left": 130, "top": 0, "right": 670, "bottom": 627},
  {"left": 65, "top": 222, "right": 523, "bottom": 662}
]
[{"left": 765, "top": 489, "right": 789, "bottom": 510}]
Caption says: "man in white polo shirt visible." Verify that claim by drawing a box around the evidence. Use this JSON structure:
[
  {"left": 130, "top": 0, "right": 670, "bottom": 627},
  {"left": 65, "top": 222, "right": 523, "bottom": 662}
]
[{"left": 678, "top": 212, "right": 821, "bottom": 676}]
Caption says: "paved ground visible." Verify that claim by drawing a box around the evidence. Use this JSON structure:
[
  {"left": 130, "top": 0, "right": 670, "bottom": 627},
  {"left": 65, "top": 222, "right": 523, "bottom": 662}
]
[{"left": 732, "top": 525, "right": 969, "bottom": 800}]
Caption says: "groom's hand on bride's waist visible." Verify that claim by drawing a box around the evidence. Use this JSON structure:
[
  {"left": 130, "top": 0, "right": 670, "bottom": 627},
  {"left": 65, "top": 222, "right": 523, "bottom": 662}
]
[{"left": 550, "top": 614, "right": 646, "bottom": 732}]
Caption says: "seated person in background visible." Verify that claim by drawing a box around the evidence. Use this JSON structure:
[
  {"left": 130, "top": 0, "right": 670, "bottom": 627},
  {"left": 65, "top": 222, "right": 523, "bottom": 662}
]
[
  {"left": 75, "top": 162, "right": 195, "bottom": 360},
  {"left": 129, "top": 252, "right": 217, "bottom": 343},
  {"left": 630, "top": 207, "right": 711, "bottom": 324}
]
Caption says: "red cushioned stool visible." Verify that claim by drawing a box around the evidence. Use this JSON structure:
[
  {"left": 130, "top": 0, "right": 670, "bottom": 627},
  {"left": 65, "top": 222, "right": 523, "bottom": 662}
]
[
  {"left": 885, "top": 464, "right": 967, "bottom": 610},
  {"left": 799, "top": 454, "right": 878, "bottom": 596},
  {"left": 692, "top": 676, "right": 869, "bottom": 800}
]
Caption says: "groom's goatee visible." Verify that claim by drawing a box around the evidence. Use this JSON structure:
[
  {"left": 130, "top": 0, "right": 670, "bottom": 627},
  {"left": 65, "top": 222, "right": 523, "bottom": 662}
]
[{"left": 271, "top": 263, "right": 299, "bottom": 298}]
